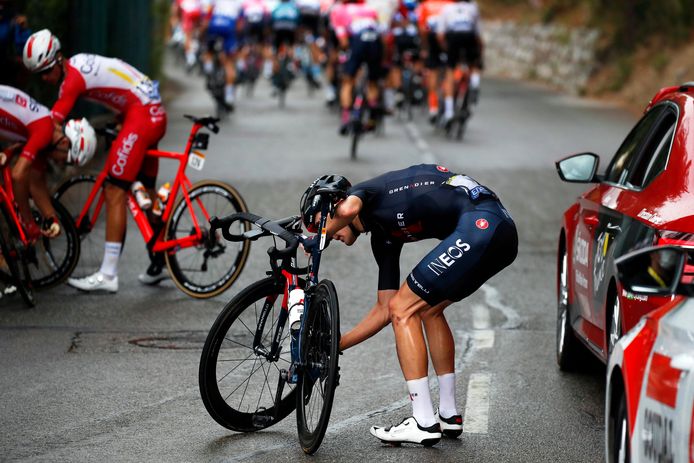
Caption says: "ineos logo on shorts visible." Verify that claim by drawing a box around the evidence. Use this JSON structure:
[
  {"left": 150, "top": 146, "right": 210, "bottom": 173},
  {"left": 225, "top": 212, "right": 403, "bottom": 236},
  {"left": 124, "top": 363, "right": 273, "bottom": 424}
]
[
  {"left": 112, "top": 133, "right": 139, "bottom": 177},
  {"left": 427, "top": 239, "right": 471, "bottom": 276}
]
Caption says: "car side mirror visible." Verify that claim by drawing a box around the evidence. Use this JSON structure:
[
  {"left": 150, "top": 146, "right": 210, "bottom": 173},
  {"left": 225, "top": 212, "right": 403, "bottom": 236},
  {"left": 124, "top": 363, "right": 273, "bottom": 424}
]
[
  {"left": 615, "top": 246, "right": 688, "bottom": 296},
  {"left": 556, "top": 153, "right": 601, "bottom": 183}
]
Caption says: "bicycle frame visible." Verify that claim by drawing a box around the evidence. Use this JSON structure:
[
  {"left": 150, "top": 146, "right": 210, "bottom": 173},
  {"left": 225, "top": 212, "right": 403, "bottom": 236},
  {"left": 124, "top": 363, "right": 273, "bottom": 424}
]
[
  {"left": 0, "top": 161, "right": 29, "bottom": 244},
  {"left": 74, "top": 122, "right": 213, "bottom": 254}
]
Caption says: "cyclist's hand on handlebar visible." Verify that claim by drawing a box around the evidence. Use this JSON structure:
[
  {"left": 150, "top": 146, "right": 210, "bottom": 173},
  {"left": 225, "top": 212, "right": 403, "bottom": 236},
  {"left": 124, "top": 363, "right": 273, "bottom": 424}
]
[{"left": 301, "top": 235, "right": 330, "bottom": 254}]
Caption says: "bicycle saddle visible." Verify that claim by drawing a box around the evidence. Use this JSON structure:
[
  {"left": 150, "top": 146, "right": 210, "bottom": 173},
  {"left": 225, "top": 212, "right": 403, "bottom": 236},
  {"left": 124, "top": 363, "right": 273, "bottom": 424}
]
[{"left": 183, "top": 115, "right": 220, "bottom": 134}]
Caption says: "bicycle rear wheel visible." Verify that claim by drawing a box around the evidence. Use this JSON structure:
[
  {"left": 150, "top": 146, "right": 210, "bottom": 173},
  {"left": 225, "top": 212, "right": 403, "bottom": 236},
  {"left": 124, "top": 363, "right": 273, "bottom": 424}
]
[
  {"left": 54, "top": 175, "right": 108, "bottom": 279},
  {"left": 0, "top": 206, "right": 34, "bottom": 307},
  {"left": 199, "top": 277, "right": 298, "bottom": 432},
  {"left": 30, "top": 199, "right": 80, "bottom": 289},
  {"left": 296, "top": 280, "right": 340, "bottom": 454},
  {"left": 165, "top": 180, "right": 251, "bottom": 299}
]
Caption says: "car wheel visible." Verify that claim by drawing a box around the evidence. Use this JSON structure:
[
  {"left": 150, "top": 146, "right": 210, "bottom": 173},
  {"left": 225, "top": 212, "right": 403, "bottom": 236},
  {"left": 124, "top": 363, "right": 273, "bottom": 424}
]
[
  {"left": 556, "top": 247, "right": 588, "bottom": 371},
  {"left": 610, "top": 391, "right": 630, "bottom": 463},
  {"left": 608, "top": 295, "right": 622, "bottom": 359}
]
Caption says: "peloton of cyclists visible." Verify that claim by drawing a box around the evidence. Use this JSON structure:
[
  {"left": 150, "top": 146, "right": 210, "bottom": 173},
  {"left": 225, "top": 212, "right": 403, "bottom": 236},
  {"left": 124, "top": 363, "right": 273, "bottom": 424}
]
[
  {"left": 23, "top": 29, "right": 169, "bottom": 293},
  {"left": 171, "top": 0, "right": 207, "bottom": 71},
  {"left": 269, "top": 0, "right": 300, "bottom": 91}
]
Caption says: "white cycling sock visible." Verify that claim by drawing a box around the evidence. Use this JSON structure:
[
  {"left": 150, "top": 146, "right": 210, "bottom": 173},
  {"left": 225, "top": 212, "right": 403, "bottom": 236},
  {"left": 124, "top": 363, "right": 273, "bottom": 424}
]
[
  {"left": 444, "top": 96, "right": 454, "bottom": 118},
  {"left": 225, "top": 85, "right": 235, "bottom": 104},
  {"left": 470, "top": 72, "right": 481, "bottom": 89},
  {"left": 203, "top": 60, "right": 214, "bottom": 75},
  {"left": 99, "top": 242, "right": 122, "bottom": 279},
  {"left": 407, "top": 377, "right": 436, "bottom": 427},
  {"left": 384, "top": 88, "right": 396, "bottom": 111},
  {"left": 438, "top": 373, "right": 458, "bottom": 418}
]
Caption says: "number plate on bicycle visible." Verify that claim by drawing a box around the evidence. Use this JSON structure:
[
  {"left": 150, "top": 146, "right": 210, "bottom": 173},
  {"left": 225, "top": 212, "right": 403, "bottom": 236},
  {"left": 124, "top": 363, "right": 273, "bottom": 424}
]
[{"left": 189, "top": 151, "right": 206, "bottom": 171}]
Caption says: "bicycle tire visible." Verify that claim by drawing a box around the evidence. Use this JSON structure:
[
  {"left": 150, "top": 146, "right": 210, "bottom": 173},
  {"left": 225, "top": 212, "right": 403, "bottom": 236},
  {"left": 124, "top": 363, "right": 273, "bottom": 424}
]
[
  {"left": 350, "top": 124, "right": 360, "bottom": 161},
  {"left": 54, "top": 175, "right": 110, "bottom": 279},
  {"left": 199, "top": 277, "right": 298, "bottom": 432},
  {"left": 31, "top": 199, "right": 81, "bottom": 289},
  {"left": 0, "top": 206, "right": 34, "bottom": 307},
  {"left": 165, "top": 180, "right": 251, "bottom": 299},
  {"left": 296, "top": 279, "right": 340, "bottom": 454}
]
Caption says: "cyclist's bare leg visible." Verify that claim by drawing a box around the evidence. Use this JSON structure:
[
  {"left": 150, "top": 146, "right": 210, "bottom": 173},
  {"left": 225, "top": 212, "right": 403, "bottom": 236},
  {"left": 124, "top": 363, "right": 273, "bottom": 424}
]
[
  {"left": 11, "top": 157, "right": 37, "bottom": 232},
  {"left": 104, "top": 183, "right": 127, "bottom": 243},
  {"left": 426, "top": 68, "right": 440, "bottom": 117},
  {"left": 443, "top": 67, "right": 456, "bottom": 120},
  {"left": 339, "top": 74, "right": 354, "bottom": 128},
  {"left": 27, "top": 165, "right": 57, "bottom": 221},
  {"left": 420, "top": 302, "right": 454, "bottom": 375},
  {"left": 388, "top": 282, "right": 434, "bottom": 380}
]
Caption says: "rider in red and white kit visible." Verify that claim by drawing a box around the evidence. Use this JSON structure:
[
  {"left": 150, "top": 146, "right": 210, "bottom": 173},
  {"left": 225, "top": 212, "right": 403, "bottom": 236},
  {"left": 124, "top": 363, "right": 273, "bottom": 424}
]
[
  {"left": 23, "top": 29, "right": 169, "bottom": 293},
  {"left": 0, "top": 85, "right": 96, "bottom": 241}
]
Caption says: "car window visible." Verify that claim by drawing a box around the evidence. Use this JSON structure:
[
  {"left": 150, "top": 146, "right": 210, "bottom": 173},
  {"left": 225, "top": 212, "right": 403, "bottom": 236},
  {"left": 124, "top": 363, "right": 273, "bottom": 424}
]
[
  {"left": 604, "top": 106, "right": 665, "bottom": 185},
  {"left": 628, "top": 110, "right": 677, "bottom": 189}
]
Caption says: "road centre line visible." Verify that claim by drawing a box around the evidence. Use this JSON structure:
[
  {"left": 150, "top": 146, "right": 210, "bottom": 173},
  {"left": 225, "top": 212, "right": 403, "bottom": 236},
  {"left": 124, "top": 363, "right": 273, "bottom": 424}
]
[
  {"left": 472, "top": 329, "right": 495, "bottom": 350},
  {"left": 472, "top": 303, "right": 491, "bottom": 329},
  {"left": 403, "top": 121, "right": 437, "bottom": 163},
  {"left": 463, "top": 373, "right": 491, "bottom": 434},
  {"left": 480, "top": 284, "right": 522, "bottom": 329}
]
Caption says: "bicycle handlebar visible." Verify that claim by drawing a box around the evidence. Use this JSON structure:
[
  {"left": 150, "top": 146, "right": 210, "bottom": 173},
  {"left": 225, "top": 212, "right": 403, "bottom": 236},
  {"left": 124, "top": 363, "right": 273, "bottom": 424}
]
[{"left": 210, "top": 213, "right": 301, "bottom": 259}]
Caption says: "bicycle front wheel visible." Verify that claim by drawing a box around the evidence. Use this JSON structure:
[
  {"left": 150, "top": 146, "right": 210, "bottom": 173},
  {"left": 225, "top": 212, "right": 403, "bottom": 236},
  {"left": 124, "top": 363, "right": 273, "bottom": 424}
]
[
  {"left": 165, "top": 180, "right": 250, "bottom": 299},
  {"left": 0, "top": 206, "right": 34, "bottom": 307},
  {"left": 199, "top": 277, "right": 298, "bottom": 432},
  {"left": 54, "top": 175, "right": 107, "bottom": 279},
  {"left": 296, "top": 279, "right": 340, "bottom": 454},
  {"left": 31, "top": 199, "right": 81, "bottom": 289}
]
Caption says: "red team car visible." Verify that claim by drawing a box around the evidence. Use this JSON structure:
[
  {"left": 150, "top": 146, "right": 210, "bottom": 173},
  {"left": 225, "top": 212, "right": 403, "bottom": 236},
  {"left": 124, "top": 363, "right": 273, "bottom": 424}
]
[
  {"left": 606, "top": 246, "right": 694, "bottom": 463},
  {"left": 555, "top": 82, "right": 694, "bottom": 370}
]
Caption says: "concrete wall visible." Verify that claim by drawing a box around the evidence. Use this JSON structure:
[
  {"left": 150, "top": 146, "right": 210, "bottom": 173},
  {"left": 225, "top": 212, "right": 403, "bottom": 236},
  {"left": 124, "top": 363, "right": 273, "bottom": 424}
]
[{"left": 483, "top": 21, "right": 600, "bottom": 95}]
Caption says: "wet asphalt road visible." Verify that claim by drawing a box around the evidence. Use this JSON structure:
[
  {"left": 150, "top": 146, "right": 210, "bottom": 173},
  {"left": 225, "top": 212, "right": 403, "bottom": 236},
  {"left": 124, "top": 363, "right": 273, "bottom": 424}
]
[{"left": 0, "top": 58, "right": 637, "bottom": 462}]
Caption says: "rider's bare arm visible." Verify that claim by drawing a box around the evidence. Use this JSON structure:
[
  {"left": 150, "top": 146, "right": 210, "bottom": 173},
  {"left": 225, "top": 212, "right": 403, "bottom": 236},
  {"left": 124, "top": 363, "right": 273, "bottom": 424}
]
[
  {"left": 339, "top": 288, "right": 396, "bottom": 351},
  {"left": 325, "top": 195, "right": 363, "bottom": 237}
]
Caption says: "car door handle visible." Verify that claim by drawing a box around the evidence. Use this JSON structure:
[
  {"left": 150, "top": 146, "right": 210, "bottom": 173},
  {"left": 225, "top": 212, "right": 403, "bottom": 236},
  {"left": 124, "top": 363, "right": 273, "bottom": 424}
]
[
  {"left": 607, "top": 223, "right": 621, "bottom": 232},
  {"left": 671, "top": 354, "right": 694, "bottom": 373}
]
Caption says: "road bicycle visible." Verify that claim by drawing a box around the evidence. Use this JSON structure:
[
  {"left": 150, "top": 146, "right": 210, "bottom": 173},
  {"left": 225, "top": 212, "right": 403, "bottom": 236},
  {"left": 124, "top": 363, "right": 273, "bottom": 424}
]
[
  {"left": 205, "top": 38, "right": 234, "bottom": 119},
  {"left": 0, "top": 152, "right": 80, "bottom": 307},
  {"left": 273, "top": 52, "right": 295, "bottom": 109},
  {"left": 199, "top": 188, "right": 343, "bottom": 454},
  {"left": 54, "top": 115, "right": 251, "bottom": 299},
  {"left": 397, "top": 50, "right": 424, "bottom": 122},
  {"left": 443, "top": 66, "right": 472, "bottom": 141}
]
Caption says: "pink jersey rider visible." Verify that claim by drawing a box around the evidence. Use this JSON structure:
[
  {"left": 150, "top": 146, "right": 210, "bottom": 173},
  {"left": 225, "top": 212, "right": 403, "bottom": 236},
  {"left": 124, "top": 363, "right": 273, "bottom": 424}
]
[
  {"left": 51, "top": 53, "right": 167, "bottom": 186},
  {"left": 330, "top": 3, "right": 379, "bottom": 40},
  {"left": 0, "top": 85, "right": 53, "bottom": 163}
]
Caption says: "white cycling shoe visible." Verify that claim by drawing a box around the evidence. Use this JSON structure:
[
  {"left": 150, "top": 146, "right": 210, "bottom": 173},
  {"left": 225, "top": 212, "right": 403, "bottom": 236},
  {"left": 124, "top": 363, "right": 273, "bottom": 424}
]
[
  {"left": 435, "top": 409, "right": 463, "bottom": 438},
  {"left": 370, "top": 416, "right": 442, "bottom": 446},
  {"left": 68, "top": 272, "right": 118, "bottom": 293},
  {"left": 137, "top": 263, "right": 170, "bottom": 286}
]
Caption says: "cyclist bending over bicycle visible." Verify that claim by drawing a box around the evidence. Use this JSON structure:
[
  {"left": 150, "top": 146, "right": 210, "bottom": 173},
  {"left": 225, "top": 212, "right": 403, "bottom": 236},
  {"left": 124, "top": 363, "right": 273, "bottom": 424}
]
[
  {"left": 437, "top": 0, "right": 483, "bottom": 123},
  {"left": 300, "top": 165, "right": 518, "bottom": 446},
  {"left": 201, "top": 0, "right": 244, "bottom": 110},
  {"left": 0, "top": 85, "right": 96, "bottom": 241},
  {"left": 329, "top": 0, "right": 383, "bottom": 135},
  {"left": 24, "top": 29, "right": 168, "bottom": 293}
]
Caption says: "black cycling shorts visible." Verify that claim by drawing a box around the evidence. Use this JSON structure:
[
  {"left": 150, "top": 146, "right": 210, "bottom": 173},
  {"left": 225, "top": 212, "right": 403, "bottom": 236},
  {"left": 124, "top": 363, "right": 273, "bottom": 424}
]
[
  {"left": 344, "top": 32, "right": 383, "bottom": 80},
  {"left": 273, "top": 28, "right": 296, "bottom": 50},
  {"left": 407, "top": 201, "right": 518, "bottom": 306},
  {"left": 424, "top": 32, "right": 445, "bottom": 69},
  {"left": 246, "top": 22, "right": 266, "bottom": 45},
  {"left": 445, "top": 31, "right": 481, "bottom": 69},
  {"left": 299, "top": 13, "right": 320, "bottom": 37}
]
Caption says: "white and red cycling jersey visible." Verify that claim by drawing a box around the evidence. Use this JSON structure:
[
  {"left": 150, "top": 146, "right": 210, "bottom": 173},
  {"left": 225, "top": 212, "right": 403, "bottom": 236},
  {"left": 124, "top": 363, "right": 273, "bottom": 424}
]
[
  {"left": 177, "top": 0, "right": 207, "bottom": 32},
  {"left": 241, "top": 0, "right": 269, "bottom": 23},
  {"left": 52, "top": 54, "right": 167, "bottom": 184},
  {"left": 416, "top": 0, "right": 451, "bottom": 33},
  {"left": 0, "top": 85, "right": 53, "bottom": 162},
  {"left": 330, "top": 3, "right": 380, "bottom": 40},
  {"left": 52, "top": 54, "right": 162, "bottom": 123}
]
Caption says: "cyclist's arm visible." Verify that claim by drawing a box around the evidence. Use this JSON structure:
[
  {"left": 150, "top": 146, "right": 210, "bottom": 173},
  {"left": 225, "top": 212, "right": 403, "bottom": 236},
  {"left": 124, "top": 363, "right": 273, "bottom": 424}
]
[
  {"left": 340, "top": 289, "right": 396, "bottom": 350},
  {"left": 325, "top": 195, "right": 363, "bottom": 237}
]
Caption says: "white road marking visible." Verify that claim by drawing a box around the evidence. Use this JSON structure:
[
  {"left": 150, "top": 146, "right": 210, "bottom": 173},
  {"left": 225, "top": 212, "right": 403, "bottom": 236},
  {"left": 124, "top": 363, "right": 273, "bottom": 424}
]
[
  {"left": 481, "top": 284, "right": 522, "bottom": 329},
  {"left": 472, "top": 329, "right": 495, "bottom": 350},
  {"left": 403, "top": 121, "right": 437, "bottom": 163},
  {"left": 463, "top": 373, "right": 491, "bottom": 434},
  {"left": 472, "top": 303, "right": 490, "bottom": 329}
]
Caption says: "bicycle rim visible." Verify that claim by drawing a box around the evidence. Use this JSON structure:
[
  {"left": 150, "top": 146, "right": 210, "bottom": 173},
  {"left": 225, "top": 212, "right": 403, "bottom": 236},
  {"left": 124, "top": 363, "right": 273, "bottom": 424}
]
[
  {"left": 296, "top": 280, "right": 340, "bottom": 454},
  {"left": 0, "top": 206, "right": 34, "bottom": 307},
  {"left": 165, "top": 180, "right": 251, "bottom": 299},
  {"left": 199, "top": 277, "right": 298, "bottom": 432},
  {"left": 54, "top": 176, "right": 106, "bottom": 279},
  {"left": 31, "top": 199, "right": 80, "bottom": 289}
]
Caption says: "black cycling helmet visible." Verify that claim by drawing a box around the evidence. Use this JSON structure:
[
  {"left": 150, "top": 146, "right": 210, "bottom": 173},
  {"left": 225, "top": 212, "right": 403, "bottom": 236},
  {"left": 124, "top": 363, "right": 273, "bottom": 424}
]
[{"left": 300, "top": 174, "right": 352, "bottom": 232}]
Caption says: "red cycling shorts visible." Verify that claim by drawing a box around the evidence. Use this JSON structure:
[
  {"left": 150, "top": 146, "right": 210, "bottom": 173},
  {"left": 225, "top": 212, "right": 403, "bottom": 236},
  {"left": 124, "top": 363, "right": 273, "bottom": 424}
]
[{"left": 105, "top": 103, "right": 167, "bottom": 185}]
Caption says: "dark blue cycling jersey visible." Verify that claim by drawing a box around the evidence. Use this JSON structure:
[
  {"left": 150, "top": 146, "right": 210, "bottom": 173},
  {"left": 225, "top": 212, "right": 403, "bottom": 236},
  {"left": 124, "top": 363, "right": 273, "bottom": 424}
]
[{"left": 348, "top": 164, "right": 517, "bottom": 305}]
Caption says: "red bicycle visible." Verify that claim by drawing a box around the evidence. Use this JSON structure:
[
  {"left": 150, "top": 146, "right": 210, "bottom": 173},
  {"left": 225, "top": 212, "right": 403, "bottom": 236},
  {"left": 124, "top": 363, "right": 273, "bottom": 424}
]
[
  {"left": 0, "top": 151, "right": 80, "bottom": 307},
  {"left": 54, "top": 115, "right": 251, "bottom": 299}
]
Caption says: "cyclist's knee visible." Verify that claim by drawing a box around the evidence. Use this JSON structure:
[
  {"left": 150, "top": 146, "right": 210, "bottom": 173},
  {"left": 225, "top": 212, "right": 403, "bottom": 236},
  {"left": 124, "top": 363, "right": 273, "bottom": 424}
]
[{"left": 11, "top": 159, "right": 30, "bottom": 184}]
